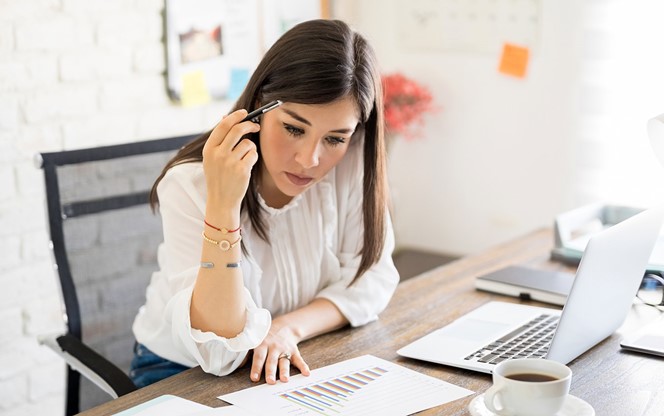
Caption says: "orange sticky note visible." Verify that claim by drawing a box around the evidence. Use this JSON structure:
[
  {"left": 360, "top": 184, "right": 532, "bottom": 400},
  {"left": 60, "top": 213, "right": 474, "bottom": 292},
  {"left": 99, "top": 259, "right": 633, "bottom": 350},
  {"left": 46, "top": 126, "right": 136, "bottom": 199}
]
[{"left": 498, "top": 43, "right": 529, "bottom": 78}]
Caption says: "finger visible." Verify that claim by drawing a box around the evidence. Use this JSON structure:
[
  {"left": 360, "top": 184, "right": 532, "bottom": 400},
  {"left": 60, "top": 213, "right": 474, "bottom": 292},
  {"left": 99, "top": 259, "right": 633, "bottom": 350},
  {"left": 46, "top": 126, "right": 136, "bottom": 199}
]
[
  {"left": 278, "top": 354, "right": 291, "bottom": 382},
  {"left": 219, "top": 122, "right": 260, "bottom": 153},
  {"left": 243, "top": 148, "right": 259, "bottom": 170},
  {"left": 205, "top": 109, "right": 248, "bottom": 148},
  {"left": 290, "top": 352, "right": 310, "bottom": 376},
  {"left": 250, "top": 348, "right": 267, "bottom": 382},
  {"left": 204, "top": 121, "right": 258, "bottom": 161},
  {"left": 264, "top": 352, "right": 280, "bottom": 385},
  {"left": 232, "top": 138, "right": 257, "bottom": 160}
]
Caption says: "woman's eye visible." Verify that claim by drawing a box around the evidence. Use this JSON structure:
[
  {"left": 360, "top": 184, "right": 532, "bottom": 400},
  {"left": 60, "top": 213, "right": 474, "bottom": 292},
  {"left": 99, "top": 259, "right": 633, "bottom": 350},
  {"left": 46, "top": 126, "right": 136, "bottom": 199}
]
[
  {"left": 284, "top": 124, "right": 304, "bottom": 136},
  {"left": 326, "top": 136, "right": 346, "bottom": 146}
]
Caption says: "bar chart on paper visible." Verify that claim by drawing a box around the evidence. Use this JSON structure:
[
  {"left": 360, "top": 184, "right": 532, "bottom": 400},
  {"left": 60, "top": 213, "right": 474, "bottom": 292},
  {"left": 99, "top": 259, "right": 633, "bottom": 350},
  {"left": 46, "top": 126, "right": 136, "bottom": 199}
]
[
  {"left": 278, "top": 366, "right": 387, "bottom": 414},
  {"left": 219, "top": 355, "right": 473, "bottom": 416}
]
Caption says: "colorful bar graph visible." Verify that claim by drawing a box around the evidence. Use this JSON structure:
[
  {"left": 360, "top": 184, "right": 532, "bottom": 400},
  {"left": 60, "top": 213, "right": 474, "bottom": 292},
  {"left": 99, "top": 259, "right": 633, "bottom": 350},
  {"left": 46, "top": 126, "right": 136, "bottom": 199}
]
[{"left": 277, "top": 367, "right": 388, "bottom": 414}]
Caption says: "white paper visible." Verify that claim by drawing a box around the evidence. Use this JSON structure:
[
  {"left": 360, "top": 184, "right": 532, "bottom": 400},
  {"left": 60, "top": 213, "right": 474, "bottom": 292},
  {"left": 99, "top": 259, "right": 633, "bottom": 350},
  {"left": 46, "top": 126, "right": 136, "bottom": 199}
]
[
  {"left": 112, "top": 395, "right": 252, "bottom": 416},
  {"left": 260, "top": 0, "right": 322, "bottom": 51},
  {"left": 189, "top": 406, "right": 260, "bottom": 415},
  {"left": 112, "top": 395, "right": 210, "bottom": 416},
  {"left": 396, "top": 0, "right": 541, "bottom": 54},
  {"left": 219, "top": 355, "right": 473, "bottom": 416}
]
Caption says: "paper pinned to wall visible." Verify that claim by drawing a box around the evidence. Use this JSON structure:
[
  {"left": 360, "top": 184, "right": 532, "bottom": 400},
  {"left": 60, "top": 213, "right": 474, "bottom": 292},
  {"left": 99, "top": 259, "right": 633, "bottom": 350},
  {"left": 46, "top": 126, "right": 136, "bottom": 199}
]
[
  {"left": 180, "top": 70, "right": 212, "bottom": 106},
  {"left": 165, "top": 0, "right": 260, "bottom": 101},
  {"left": 227, "top": 68, "right": 251, "bottom": 100},
  {"left": 397, "top": 0, "right": 541, "bottom": 54},
  {"left": 166, "top": 0, "right": 326, "bottom": 103},
  {"left": 260, "top": 0, "right": 325, "bottom": 52}
]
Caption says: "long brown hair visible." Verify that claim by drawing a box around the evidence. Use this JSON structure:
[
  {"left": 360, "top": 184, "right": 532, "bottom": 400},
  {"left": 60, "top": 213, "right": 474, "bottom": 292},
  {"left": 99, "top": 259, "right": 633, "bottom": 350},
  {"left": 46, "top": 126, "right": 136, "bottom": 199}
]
[{"left": 151, "top": 19, "right": 387, "bottom": 283}]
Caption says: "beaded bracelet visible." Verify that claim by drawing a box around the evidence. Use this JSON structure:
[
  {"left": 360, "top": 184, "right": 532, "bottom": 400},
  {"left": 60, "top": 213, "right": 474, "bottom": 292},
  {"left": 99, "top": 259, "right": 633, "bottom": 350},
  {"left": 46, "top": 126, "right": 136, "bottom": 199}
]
[{"left": 202, "top": 231, "right": 242, "bottom": 251}]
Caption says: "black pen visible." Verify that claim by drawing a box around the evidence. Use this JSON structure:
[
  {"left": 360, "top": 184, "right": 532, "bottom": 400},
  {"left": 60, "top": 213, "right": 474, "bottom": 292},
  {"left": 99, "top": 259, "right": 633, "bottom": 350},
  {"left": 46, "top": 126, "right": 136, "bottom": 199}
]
[{"left": 242, "top": 100, "right": 283, "bottom": 123}]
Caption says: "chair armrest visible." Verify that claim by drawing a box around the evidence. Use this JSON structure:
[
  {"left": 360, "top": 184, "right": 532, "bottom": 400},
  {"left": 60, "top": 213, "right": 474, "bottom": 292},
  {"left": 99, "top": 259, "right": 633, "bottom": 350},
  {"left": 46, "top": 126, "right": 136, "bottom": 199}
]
[{"left": 39, "top": 332, "right": 137, "bottom": 398}]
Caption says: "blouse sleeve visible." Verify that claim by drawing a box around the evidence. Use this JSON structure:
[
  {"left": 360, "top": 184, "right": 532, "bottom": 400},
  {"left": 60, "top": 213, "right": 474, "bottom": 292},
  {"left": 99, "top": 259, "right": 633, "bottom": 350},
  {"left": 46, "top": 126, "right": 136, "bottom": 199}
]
[
  {"left": 157, "top": 164, "right": 271, "bottom": 375},
  {"left": 315, "top": 147, "right": 400, "bottom": 327}
]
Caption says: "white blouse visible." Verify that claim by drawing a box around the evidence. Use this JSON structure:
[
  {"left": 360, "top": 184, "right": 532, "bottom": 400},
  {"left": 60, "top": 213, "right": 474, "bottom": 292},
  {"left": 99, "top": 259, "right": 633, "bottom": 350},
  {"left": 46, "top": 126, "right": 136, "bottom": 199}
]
[{"left": 132, "top": 143, "right": 399, "bottom": 376}]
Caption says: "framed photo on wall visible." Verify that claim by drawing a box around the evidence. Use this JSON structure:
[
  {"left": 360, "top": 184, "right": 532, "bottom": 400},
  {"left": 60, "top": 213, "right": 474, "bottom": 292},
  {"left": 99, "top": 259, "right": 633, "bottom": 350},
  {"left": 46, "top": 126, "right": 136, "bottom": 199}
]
[{"left": 165, "top": 0, "right": 329, "bottom": 105}]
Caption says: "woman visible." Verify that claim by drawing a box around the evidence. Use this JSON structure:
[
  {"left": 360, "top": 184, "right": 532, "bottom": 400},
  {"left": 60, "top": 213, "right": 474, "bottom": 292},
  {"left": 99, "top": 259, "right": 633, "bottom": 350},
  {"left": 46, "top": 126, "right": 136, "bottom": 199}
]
[{"left": 130, "top": 19, "right": 399, "bottom": 387}]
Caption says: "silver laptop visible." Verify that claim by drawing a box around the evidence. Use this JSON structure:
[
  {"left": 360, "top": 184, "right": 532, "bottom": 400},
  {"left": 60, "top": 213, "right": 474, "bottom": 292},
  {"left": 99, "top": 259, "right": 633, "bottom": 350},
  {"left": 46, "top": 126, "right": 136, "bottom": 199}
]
[{"left": 397, "top": 206, "right": 664, "bottom": 373}]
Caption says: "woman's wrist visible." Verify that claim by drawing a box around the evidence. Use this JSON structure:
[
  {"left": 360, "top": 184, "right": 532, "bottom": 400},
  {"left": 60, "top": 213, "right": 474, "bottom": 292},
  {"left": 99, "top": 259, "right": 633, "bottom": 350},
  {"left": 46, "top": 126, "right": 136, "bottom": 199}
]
[
  {"left": 205, "top": 204, "right": 241, "bottom": 229},
  {"left": 271, "top": 316, "right": 304, "bottom": 344},
  {"left": 206, "top": 192, "right": 241, "bottom": 212},
  {"left": 203, "top": 218, "right": 241, "bottom": 233}
]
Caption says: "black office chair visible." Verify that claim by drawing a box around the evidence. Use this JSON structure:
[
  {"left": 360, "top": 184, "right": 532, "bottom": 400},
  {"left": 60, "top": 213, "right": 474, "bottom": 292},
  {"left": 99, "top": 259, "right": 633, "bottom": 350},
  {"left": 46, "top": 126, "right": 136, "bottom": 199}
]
[{"left": 35, "top": 134, "right": 198, "bottom": 415}]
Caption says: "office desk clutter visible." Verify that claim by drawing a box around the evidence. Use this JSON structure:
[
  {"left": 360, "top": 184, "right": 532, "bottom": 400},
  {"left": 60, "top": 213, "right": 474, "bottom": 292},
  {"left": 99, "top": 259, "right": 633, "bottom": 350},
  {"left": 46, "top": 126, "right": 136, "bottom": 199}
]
[
  {"left": 74, "top": 229, "right": 664, "bottom": 416},
  {"left": 113, "top": 357, "right": 473, "bottom": 416},
  {"left": 399, "top": 206, "right": 663, "bottom": 376},
  {"left": 551, "top": 202, "right": 664, "bottom": 272}
]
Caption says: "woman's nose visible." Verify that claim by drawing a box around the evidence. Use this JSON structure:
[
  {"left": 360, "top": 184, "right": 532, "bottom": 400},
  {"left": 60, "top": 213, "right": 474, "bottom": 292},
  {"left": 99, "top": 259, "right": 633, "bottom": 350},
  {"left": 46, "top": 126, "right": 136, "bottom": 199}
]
[{"left": 295, "top": 140, "right": 320, "bottom": 169}]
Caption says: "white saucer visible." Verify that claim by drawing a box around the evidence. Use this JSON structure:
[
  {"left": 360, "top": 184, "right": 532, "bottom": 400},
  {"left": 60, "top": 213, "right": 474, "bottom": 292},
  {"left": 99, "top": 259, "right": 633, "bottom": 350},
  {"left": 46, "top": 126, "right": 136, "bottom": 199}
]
[{"left": 469, "top": 393, "right": 595, "bottom": 416}]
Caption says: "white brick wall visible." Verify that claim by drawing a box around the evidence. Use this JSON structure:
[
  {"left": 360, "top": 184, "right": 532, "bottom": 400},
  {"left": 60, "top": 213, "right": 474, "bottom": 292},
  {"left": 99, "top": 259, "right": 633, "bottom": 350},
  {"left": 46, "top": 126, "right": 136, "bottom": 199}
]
[{"left": 0, "top": 1, "right": 233, "bottom": 414}]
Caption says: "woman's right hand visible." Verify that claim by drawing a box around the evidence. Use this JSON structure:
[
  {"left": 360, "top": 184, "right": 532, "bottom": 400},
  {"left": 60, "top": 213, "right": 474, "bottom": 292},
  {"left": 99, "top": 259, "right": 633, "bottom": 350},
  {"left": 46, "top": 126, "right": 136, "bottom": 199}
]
[{"left": 202, "top": 110, "right": 261, "bottom": 213}]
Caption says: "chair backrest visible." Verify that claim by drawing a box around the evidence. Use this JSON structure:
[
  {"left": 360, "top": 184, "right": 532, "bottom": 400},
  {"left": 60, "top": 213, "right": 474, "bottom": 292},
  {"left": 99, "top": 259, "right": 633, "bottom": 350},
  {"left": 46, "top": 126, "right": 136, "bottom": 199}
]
[{"left": 37, "top": 135, "right": 197, "bottom": 414}]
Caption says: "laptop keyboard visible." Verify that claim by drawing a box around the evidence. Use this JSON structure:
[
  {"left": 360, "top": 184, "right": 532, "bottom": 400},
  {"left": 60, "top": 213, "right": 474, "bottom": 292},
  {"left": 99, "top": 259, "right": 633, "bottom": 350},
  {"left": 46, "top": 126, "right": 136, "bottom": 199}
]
[{"left": 463, "top": 314, "right": 559, "bottom": 365}]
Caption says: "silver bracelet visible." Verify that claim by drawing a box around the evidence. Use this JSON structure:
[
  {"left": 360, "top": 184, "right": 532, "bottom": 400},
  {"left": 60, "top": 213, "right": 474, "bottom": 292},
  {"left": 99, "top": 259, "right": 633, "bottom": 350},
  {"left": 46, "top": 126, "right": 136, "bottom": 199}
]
[{"left": 200, "top": 260, "right": 242, "bottom": 269}]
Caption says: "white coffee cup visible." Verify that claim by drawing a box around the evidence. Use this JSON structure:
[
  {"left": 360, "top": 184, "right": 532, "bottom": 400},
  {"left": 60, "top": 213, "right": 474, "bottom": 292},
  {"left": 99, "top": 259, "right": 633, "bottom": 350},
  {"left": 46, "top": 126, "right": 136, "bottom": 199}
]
[{"left": 484, "top": 358, "right": 572, "bottom": 416}]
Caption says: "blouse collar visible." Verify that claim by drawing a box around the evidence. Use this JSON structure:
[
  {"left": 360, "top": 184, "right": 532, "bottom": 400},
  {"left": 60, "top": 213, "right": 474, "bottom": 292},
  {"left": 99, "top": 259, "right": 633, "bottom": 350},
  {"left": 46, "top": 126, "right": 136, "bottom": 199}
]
[{"left": 257, "top": 190, "right": 303, "bottom": 217}]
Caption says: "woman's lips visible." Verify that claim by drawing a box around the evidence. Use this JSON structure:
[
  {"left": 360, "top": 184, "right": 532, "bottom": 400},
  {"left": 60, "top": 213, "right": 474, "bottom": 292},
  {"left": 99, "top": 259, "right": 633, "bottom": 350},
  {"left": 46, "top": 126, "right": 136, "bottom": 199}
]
[{"left": 286, "top": 172, "right": 313, "bottom": 186}]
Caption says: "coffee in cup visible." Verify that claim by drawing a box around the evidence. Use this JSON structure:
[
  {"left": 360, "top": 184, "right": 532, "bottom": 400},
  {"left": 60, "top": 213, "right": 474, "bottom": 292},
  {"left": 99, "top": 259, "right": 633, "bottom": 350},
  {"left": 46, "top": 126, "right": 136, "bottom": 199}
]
[
  {"left": 505, "top": 372, "right": 559, "bottom": 382},
  {"left": 484, "top": 358, "right": 572, "bottom": 416}
]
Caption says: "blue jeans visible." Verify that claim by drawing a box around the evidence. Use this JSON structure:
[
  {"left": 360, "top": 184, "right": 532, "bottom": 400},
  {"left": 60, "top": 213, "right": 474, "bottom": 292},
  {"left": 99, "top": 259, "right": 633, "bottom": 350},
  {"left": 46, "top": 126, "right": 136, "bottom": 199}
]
[{"left": 129, "top": 343, "right": 190, "bottom": 388}]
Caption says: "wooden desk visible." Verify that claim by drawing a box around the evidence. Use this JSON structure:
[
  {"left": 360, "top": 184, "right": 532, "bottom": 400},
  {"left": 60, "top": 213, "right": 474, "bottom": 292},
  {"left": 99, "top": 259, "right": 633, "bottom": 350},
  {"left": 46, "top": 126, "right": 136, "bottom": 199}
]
[{"left": 79, "top": 229, "right": 664, "bottom": 416}]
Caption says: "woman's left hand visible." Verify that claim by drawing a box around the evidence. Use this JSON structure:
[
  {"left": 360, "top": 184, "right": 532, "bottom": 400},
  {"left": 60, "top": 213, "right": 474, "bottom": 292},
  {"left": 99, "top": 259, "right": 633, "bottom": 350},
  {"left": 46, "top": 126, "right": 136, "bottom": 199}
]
[{"left": 250, "top": 317, "right": 311, "bottom": 384}]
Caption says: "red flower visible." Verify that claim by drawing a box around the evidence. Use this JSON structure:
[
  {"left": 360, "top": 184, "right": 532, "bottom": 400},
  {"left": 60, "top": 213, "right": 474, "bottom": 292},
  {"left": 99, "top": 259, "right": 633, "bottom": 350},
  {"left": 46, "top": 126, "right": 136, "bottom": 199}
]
[{"left": 382, "top": 73, "right": 437, "bottom": 140}]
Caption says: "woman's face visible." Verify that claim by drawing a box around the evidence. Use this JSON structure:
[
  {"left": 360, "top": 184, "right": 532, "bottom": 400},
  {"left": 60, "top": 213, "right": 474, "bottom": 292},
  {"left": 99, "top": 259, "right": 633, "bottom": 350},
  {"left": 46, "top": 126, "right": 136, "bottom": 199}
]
[{"left": 258, "top": 97, "right": 360, "bottom": 208}]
